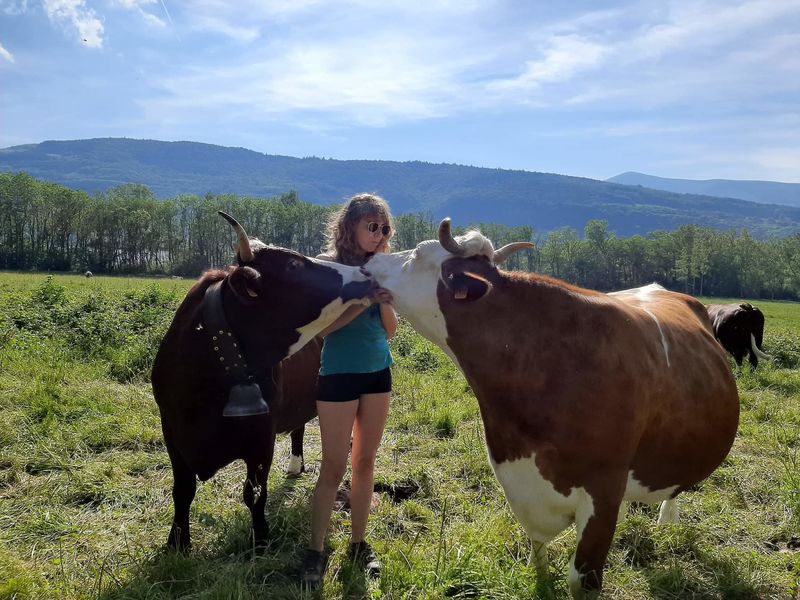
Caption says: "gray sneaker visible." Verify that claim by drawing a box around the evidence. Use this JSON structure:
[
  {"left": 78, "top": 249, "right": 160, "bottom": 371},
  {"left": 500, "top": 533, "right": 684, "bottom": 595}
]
[
  {"left": 300, "top": 549, "right": 327, "bottom": 589},
  {"left": 349, "top": 541, "right": 381, "bottom": 578}
]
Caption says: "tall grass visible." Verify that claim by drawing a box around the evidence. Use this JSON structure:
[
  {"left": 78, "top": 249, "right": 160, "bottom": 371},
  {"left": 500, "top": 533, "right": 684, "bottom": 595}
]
[{"left": 1, "top": 273, "right": 798, "bottom": 599}]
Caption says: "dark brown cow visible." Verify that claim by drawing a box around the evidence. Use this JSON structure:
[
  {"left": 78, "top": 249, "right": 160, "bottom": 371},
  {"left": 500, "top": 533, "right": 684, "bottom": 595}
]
[
  {"left": 365, "top": 220, "right": 739, "bottom": 599},
  {"left": 280, "top": 337, "right": 322, "bottom": 477},
  {"left": 707, "top": 302, "right": 770, "bottom": 368},
  {"left": 152, "top": 212, "right": 372, "bottom": 550}
]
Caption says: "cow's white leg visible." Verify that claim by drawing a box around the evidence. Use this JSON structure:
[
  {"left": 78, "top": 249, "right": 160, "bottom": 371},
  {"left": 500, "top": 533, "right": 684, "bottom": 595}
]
[
  {"left": 657, "top": 498, "right": 679, "bottom": 524},
  {"left": 286, "top": 426, "right": 305, "bottom": 477},
  {"left": 287, "top": 454, "right": 303, "bottom": 476},
  {"left": 617, "top": 501, "right": 628, "bottom": 524},
  {"left": 528, "top": 541, "right": 548, "bottom": 578},
  {"left": 568, "top": 489, "right": 622, "bottom": 600},
  {"left": 568, "top": 491, "right": 598, "bottom": 599}
]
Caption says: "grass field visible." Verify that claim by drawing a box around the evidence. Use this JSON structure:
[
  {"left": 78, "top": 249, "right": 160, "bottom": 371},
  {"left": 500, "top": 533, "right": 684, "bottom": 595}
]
[{"left": 1, "top": 272, "right": 798, "bottom": 599}]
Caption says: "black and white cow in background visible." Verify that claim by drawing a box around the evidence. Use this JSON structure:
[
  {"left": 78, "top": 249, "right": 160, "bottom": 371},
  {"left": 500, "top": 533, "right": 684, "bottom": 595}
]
[{"left": 707, "top": 302, "right": 770, "bottom": 368}]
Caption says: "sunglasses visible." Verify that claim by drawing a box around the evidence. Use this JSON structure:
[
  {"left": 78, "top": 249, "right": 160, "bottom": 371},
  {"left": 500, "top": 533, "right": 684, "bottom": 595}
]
[{"left": 366, "top": 222, "right": 391, "bottom": 236}]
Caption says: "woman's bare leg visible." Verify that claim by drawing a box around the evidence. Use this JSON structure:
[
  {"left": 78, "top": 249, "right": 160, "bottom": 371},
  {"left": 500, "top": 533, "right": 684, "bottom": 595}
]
[
  {"left": 309, "top": 399, "right": 359, "bottom": 551},
  {"left": 350, "top": 391, "right": 391, "bottom": 543}
]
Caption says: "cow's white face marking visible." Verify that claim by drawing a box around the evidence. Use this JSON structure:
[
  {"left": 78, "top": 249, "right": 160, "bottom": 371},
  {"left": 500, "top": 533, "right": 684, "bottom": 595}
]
[
  {"left": 307, "top": 256, "right": 372, "bottom": 286},
  {"left": 608, "top": 283, "right": 671, "bottom": 367},
  {"left": 490, "top": 453, "right": 592, "bottom": 543},
  {"left": 285, "top": 260, "right": 372, "bottom": 358},
  {"left": 366, "top": 244, "right": 460, "bottom": 363},
  {"left": 288, "top": 295, "right": 372, "bottom": 357}
]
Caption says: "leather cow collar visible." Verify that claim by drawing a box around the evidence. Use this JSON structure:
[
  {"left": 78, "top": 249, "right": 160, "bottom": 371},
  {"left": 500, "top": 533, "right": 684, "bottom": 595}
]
[{"left": 203, "top": 280, "right": 271, "bottom": 417}]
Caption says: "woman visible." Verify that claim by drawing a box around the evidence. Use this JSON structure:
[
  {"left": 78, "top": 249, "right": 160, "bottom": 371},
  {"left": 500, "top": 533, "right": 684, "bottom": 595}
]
[{"left": 301, "top": 193, "right": 398, "bottom": 588}]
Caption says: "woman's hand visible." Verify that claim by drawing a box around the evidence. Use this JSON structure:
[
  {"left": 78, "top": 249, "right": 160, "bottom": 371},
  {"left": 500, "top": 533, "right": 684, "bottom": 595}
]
[{"left": 371, "top": 287, "right": 393, "bottom": 305}]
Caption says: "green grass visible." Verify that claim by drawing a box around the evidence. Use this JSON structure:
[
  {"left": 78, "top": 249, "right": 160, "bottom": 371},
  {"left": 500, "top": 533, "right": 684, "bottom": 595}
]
[{"left": 1, "top": 273, "right": 798, "bottom": 599}]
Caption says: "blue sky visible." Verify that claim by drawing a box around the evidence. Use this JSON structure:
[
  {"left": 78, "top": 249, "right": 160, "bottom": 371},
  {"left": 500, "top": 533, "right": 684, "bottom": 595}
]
[{"left": 1, "top": 0, "right": 799, "bottom": 182}]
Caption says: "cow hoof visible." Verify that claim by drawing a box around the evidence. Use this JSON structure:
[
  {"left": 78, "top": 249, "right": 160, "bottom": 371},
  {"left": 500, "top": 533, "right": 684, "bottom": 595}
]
[
  {"left": 166, "top": 533, "right": 191, "bottom": 552},
  {"left": 253, "top": 539, "right": 271, "bottom": 556},
  {"left": 286, "top": 454, "right": 304, "bottom": 477},
  {"left": 251, "top": 525, "right": 270, "bottom": 554}
]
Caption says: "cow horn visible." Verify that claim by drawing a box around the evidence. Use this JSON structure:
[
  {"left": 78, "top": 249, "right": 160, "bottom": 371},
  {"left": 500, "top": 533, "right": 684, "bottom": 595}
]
[
  {"left": 438, "top": 218, "right": 466, "bottom": 255},
  {"left": 218, "top": 211, "right": 255, "bottom": 263},
  {"left": 750, "top": 334, "right": 771, "bottom": 360},
  {"left": 493, "top": 242, "right": 534, "bottom": 264}
]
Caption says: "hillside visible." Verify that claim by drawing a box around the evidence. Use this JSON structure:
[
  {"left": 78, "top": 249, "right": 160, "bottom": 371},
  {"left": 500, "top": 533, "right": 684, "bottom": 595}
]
[
  {"left": 608, "top": 171, "right": 800, "bottom": 208},
  {"left": 3, "top": 138, "right": 800, "bottom": 237}
]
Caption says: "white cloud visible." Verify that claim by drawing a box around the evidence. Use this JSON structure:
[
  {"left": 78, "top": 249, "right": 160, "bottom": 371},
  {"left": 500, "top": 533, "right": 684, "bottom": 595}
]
[
  {"left": 0, "top": 0, "right": 31, "bottom": 15},
  {"left": 486, "top": 35, "right": 609, "bottom": 92},
  {"left": 630, "top": 0, "right": 800, "bottom": 59},
  {"left": 114, "top": 0, "right": 155, "bottom": 8},
  {"left": 180, "top": 0, "right": 490, "bottom": 41},
  {"left": 112, "top": 0, "right": 166, "bottom": 26},
  {"left": 0, "top": 41, "right": 14, "bottom": 63},
  {"left": 141, "top": 11, "right": 165, "bottom": 26},
  {"left": 475, "top": 0, "right": 800, "bottom": 114},
  {"left": 43, "top": 0, "right": 104, "bottom": 48},
  {"left": 182, "top": 0, "right": 320, "bottom": 39},
  {"left": 145, "top": 31, "right": 466, "bottom": 126},
  {"left": 135, "top": 0, "right": 800, "bottom": 133}
]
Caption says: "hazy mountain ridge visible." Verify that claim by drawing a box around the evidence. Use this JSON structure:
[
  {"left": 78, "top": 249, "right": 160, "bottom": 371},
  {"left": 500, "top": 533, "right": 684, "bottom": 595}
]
[
  {"left": 2, "top": 138, "right": 800, "bottom": 238},
  {"left": 608, "top": 171, "right": 800, "bottom": 208}
]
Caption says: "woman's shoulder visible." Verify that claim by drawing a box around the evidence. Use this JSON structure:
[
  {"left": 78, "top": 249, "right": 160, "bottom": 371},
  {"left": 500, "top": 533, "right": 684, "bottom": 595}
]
[{"left": 315, "top": 252, "right": 336, "bottom": 261}]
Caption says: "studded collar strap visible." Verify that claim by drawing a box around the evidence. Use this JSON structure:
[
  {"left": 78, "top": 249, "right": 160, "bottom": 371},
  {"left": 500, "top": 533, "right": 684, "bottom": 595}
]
[{"left": 203, "top": 280, "right": 253, "bottom": 384}]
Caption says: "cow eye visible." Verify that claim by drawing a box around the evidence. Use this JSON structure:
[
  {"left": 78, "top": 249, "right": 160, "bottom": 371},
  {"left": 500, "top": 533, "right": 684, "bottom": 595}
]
[{"left": 286, "top": 258, "right": 304, "bottom": 271}]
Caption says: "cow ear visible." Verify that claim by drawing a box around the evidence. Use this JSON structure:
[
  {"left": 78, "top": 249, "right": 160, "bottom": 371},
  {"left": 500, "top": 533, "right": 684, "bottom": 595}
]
[
  {"left": 446, "top": 271, "right": 492, "bottom": 302},
  {"left": 229, "top": 266, "right": 261, "bottom": 300}
]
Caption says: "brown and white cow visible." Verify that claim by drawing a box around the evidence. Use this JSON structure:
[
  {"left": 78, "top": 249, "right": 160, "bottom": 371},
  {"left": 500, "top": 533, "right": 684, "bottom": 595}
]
[
  {"left": 365, "top": 219, "right": 739, "bottom": 598},
  {"left": 152, "top": 212, "right": 373, "bottom": 551}
]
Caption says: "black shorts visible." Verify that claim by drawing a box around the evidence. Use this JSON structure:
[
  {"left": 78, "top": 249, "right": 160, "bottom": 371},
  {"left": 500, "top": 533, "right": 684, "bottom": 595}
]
[{"left": 317, "top": 367, "right": 392, "bottom": 403}]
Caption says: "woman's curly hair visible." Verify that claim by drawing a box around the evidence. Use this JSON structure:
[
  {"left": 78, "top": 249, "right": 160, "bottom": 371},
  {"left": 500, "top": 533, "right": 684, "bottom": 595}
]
[{"left": 323, "top": 193, "right": 395, "bottom": 266}]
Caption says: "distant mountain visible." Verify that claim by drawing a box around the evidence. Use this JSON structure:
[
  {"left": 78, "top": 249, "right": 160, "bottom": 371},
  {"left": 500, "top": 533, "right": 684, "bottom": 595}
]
[
  {"left": 3, "top": 138, "right": 800, "bottom": 238},
  {"left": 608, "top": 171, "right": 800, "bottom": 208}
]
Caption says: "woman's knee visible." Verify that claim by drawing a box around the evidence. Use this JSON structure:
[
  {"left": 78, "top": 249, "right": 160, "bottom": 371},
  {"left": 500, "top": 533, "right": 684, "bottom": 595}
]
[
  {"left": 319, "top": 460, "right": 348, "bottom": 487},
  {"left": 351, "top": 454, "right": 376, "bottom": 478}
]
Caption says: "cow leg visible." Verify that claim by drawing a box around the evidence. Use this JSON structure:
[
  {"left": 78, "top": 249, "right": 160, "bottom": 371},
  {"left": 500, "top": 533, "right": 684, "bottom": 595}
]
[
  {"left": 748, "top": 348, "right": 758, "bottom": 369},
  {"left": 568, "top": 492, "right": 621, "bottom": 600},
  {"left": 244, "top": 439, "right": 275, "bottom": 550},
  {"left": 286, "top": 425, "right": 305, "bottom": 477},
  {"left": 166, "top": 444, "right": 197, "bottom": 551},
  {"left": 657, "top": 498, "right": 679, "bottom": 524},
  {"left": 528, "top": 541, "right": 548, "bottom": 578},
  {"left": 617, "top": 501, "right": 628, "bottom": 524}
]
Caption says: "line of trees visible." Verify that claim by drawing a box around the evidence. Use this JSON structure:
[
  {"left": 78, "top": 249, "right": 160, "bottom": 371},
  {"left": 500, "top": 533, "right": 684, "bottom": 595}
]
[{"left": 1, "top": 172, "right": 799, "bottom": 299}]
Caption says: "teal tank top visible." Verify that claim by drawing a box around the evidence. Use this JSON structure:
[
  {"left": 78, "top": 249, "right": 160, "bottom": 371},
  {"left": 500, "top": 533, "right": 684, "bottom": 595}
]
[{"left": 320, "top": 304, "right": 394, "bottom": 375}]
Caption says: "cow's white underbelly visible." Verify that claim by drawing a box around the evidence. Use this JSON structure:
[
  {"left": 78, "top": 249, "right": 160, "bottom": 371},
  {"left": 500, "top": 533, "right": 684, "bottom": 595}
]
[
  {"left": 490, "top": 453, "right": 593, "bottom": 543},
  {"left": 490, "top": 454, "right": 680, "bottom": 543},
  {"left": 623, "top": 472, "right": 678, "bottom": 503}
]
